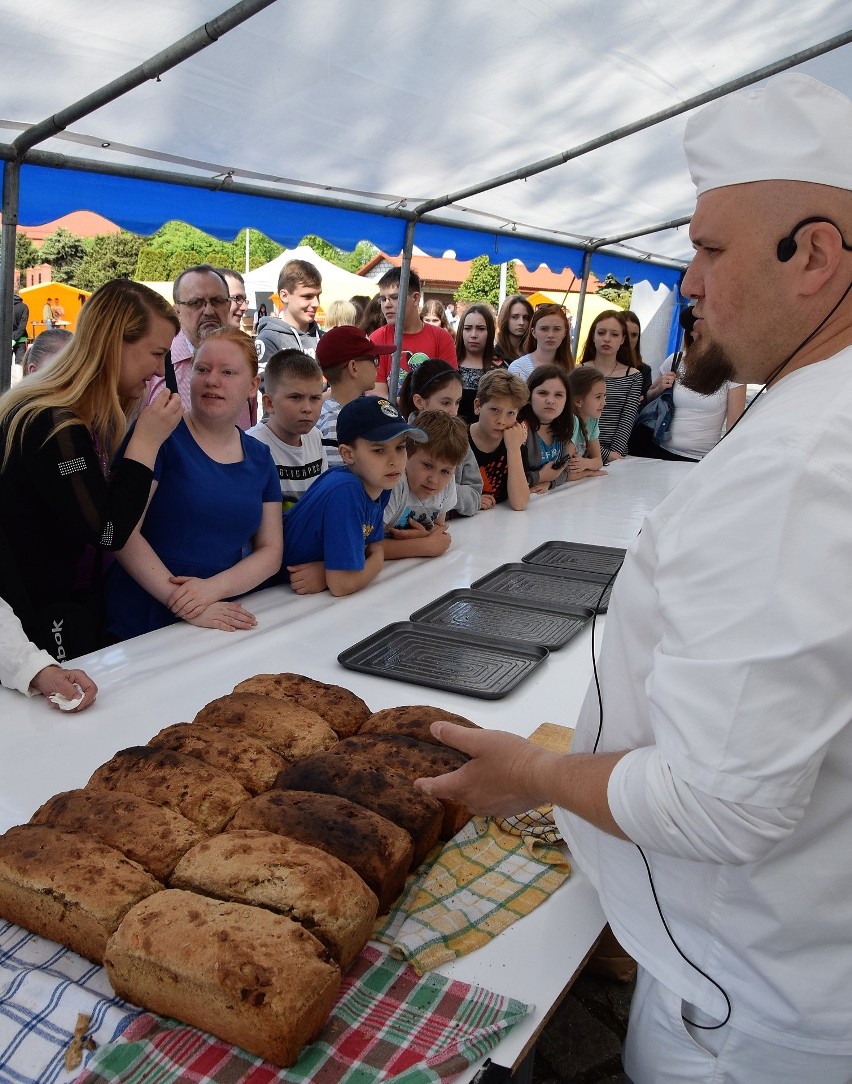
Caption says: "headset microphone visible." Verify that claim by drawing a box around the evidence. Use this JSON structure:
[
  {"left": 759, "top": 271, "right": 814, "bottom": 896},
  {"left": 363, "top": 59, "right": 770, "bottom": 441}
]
[{"left": 776, "top": 216, "right": 852, "bottom": 262}]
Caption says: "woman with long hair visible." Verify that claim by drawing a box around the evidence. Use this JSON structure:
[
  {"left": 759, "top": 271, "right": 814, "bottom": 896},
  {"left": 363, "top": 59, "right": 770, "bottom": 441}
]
[
  {"left": 580, "top": 309, "right": 642, "bottom": 463},
  {"left": 495, "top": 294, "right": 534, "bottom": 362},
  {"left": 106, "top": 327, "right": 283, "bottom": 640},
  {"left": 421, "top": 299, "right": 453, "bottom": 334},
  {"left": 454, "top": 303, "right": 497, "bottom": 423},
  {"left": 507, "top": 304, "right": 573, "bottom": 382},
  {"left": 0, "top": 279, "right": 182, "bottom": 658},
  {"left": 622, "top": 309, "right": 653, "bottom": 402}
]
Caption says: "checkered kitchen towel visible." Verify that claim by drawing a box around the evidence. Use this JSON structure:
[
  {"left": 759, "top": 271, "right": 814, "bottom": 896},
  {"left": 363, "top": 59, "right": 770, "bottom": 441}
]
[
  {"left": 73, "top": 944, "right": 529, "bottom": 1084},
  {"left": 373, "top": 817, "right": 570, "bottom": 976},
  {"left": 0, "top": 921, "right": 141, "bottom": 1084}
]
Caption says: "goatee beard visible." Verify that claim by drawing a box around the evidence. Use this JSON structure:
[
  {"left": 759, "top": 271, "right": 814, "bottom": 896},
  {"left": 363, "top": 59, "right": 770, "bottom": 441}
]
[{"left": 680, "top": 338, "right": 737, "bottom": 396}]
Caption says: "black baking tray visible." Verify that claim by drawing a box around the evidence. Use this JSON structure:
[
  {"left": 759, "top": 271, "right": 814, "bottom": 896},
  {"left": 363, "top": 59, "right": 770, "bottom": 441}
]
[
  {"left": 410, "top": 589, "right": 592, "bottom": 650},
  {"left": 471, "top": 563, "right": 613, "bottom": 613},
  {"left": 523, "top": 540, "right": 626, "bottom": 576},
  {"left": 338, "top": 621, "right": 548, "bottom": 700}
]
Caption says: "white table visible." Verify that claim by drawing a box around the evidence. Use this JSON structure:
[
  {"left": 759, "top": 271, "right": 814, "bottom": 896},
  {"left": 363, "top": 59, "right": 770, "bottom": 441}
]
[{"left": 0, "top": 458, "right": 690, "bottom": 1075}]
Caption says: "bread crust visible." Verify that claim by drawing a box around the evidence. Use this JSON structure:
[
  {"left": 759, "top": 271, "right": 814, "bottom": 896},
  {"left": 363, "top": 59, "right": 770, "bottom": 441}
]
[
  {"left": 194, "top": 693, "right": 338, "bottom": 758},
  {"left": 29, "top": 788, "right": 206, "bottom": 882},
  {"left": 105, "top": 889, "right": 340, "bottom": 1067},
  {"left": 86, "top": 747, "right": 250, "bottom": 833},
  {"left": 148, "top": 722, "right": 286, "bottom": 795},
  {"left": 0, "top": 824, "right": 162, "bottom": 963},
  {"left": 228, "top": 791, "right": 412, "bottom": 912},
  {"left": 276, "top": 754, "right": 443, "bottom": 867},
  {"left": 233, "top": 673, "right": 370, "bottom": 738},
  {"left": 359, "top": 705, "right": 480, "bottom": 746},
  {"left": 170, "top": 830, "right": 377, "bottom": 969}
]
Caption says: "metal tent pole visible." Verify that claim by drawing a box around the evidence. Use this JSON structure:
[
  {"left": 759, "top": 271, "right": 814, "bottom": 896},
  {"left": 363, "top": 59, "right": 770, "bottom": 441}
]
[{"left": 389, "top": 221, "right": 417, "bottom": 402}]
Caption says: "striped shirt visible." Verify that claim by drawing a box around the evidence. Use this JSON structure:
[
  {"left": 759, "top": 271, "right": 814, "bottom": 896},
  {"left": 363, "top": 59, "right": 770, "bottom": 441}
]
[{"left": 599, "top": 370, "right": 643, "bottom": 462}]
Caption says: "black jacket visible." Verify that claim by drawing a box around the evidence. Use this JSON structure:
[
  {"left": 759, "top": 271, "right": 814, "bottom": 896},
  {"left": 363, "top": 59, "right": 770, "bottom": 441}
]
[{"left": 12, "top": 295, "right": 29, "bottom": 342}]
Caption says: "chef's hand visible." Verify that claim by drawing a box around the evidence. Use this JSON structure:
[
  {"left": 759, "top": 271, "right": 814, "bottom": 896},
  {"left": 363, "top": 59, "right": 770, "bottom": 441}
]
[{"left": 31, "top": 666, "right": 98, "bottom": 712}]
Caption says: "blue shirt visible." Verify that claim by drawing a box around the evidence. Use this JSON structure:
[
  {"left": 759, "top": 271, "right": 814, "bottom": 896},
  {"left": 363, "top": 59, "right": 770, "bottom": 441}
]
[
  {"left": 284, "top": 466, "right": 389, "bottom": 571},
  {"left": 571, "top": 415, "right": 600, "bottom": 458}
]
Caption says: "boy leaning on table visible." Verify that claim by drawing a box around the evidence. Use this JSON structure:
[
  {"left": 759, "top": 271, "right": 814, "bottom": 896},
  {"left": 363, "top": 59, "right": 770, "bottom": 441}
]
[{"left": 282, "top": 397, "right": 427, "bottom": 596}]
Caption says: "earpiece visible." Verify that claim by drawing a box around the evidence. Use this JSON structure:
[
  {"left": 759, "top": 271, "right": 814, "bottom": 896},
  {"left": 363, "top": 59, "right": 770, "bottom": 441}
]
[{"left": 776, "top": 216, "right": 852, "bottom": 262}]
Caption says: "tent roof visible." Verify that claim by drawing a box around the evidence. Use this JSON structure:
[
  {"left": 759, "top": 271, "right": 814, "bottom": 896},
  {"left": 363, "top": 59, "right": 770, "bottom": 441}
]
[
  {"left": 2, "top": 2, "right": 851, "bottom": 286},
  {"left": 243, "top": 245, "right": 378, "bottom": 303}
]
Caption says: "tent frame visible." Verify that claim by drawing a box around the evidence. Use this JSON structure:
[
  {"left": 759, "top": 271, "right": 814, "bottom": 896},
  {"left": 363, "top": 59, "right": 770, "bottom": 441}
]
[{"left": 2, "top": 16, "right": 851, "bottom": 392}]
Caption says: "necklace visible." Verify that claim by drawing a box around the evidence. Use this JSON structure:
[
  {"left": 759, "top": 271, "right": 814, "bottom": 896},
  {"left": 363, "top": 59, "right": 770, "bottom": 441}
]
[{"left": 600, "top": 359, "right": 621, "bottom": 378}]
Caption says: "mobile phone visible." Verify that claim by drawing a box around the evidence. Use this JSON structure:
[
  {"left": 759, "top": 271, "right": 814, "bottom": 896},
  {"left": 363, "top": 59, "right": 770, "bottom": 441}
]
[{"left": 164, "top": 349, "right": 178, "bottom": 394}]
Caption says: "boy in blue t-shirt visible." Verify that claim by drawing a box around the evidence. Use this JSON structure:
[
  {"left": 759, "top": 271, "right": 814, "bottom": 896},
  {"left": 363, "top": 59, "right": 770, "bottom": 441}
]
[{"left": 283, "top": 396, "right": 426, "bottom": 595}]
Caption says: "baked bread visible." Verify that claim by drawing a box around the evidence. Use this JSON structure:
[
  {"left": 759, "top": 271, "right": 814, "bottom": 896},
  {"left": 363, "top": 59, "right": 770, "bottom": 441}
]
[
  {"left": 85, "top": 747, "right": 249, "bottom": 833},
  {"left": 233, "top": 673, "right": 370, "bottom": 738},
  {"left": 171, "top": 829, "right": 377, "bottom": 969},
  {"left": 332, "top": 734, "right": 472, "bottom": 838},
  {"left": 148, "top": 722, "right": 286, "bottom": 795},
  {"left": 29, "top": 788, "right": 205, "bottom": 882},
  {"left": 0, "top": 824, "right": 162, "bottom": 964},
  {"left": 228, "top": 791, "right": 412, "bottom": 913},
  {"left": 359, "top": 704, "right": 480, "bottom": 746},
  {"left": 105, "top": 889, "right": 340, "bottom": 1067},
  {"left": 193, "top": 693, "right": 338, "bottom": 760},
  {"left": 275, "top": 755, "right": 442, "bottom": 866}
]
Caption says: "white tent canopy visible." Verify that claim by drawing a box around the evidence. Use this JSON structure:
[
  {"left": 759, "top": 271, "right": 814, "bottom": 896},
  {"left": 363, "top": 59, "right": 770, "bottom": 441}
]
[
  {"left": 2, "top": 1, "right": 851, "bottom": 380},
  {"left": 242, "top": 246, "right": 377, "bottom": 310}
]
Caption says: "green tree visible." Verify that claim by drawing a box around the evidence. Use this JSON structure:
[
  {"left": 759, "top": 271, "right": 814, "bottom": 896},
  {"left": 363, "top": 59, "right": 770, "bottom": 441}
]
[
  {"left": 76, "top": 231, "right": 145, "bottom": 291},
  {"left": 15, "top": 232, "right": 40, "bottom": 272},
  {"left": 230, "top": 229, "right": 284, "bottom": 272},
  {"left": 38, "top": 227, "right": 88, "bottom": 285},
  {"left": 135, "top": 246, "right": 172, "bottom": 281},
  {"left": 454, "top": 256, "right": 519, "bottom": 307},
  {"left": 595, "top": 273, "right": 632, "bottom": 309},
  {"left": 299, "top": 234, "right": 378, "bottom": 274}
]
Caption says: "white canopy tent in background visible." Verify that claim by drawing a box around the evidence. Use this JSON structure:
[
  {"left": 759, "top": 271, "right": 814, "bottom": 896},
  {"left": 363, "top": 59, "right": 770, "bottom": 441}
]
[
  {"left": 242, "top": 246, "right": 378, "bottom": 312},
  {"left": 2, "top": 1, "right": 851, "bottom": 389}
]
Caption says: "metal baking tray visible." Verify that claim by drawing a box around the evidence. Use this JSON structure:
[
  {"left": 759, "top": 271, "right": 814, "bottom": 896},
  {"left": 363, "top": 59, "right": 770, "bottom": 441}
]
[
  {"left": 410, "top": 589, "right": 592, "bottom": 650},
  {"left": 523, "top": 540, "right": 626, "bottom": 576},
  {"left": 471, "top": 563, "right": 613, "bottom": 613},
  {"left": 338, "top": 621, "right": 549, "bottom": 700}
]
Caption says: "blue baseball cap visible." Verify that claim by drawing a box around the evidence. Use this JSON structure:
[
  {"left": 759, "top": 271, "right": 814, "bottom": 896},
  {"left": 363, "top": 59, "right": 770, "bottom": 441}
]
[{"left": 336, "top": 396, "right": 428, "bottom": 445}]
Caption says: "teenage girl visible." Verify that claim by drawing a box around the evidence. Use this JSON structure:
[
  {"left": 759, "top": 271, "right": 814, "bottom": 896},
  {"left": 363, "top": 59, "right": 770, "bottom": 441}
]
[
  {"left": 398, "top": 358, "right": 482, "bottom": 515},
  {"left": 495, "top": 294, "right": 534, "bottom": 362},
  {"left": 507, "top": 304, "right": 573, "bottom": 383},
  {"left": 567, "top": 365, "right": 606, "bottom": 478},
  {"left": 518, "top": 364, "right": 574, "bottom": 493},
  {"left": 421, "top": 299, "right": 453, "bottom": 334},
  {"left": 623, "top": 309, "right": 652, "bottom": 402},
  {"left": 579, "top": 309, "right": 642, "bottom": 463},
  {"left": 454, "top": 303, "right": 497, "bottom": 424}
]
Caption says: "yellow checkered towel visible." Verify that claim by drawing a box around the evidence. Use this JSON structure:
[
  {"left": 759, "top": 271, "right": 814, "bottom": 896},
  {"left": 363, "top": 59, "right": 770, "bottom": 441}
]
[{"left": 373, "top": 723, "right": 573, "bottom": 975}]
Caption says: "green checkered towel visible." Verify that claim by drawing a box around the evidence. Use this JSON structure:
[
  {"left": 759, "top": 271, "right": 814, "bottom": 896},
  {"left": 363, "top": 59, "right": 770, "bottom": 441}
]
[{"left": 374, "top": 816, "right": 570, "bottom": 976}]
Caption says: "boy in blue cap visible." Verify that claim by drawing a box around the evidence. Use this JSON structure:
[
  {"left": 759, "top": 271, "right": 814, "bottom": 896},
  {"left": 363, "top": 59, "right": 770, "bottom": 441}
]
[{"left": 283, "top": 396, "right": 426, "bottom": 595}]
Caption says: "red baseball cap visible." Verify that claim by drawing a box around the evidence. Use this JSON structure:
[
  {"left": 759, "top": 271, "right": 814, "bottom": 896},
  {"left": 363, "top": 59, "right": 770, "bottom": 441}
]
[{"left": 315, "top": 325, "right": 394, "bottom": 371}]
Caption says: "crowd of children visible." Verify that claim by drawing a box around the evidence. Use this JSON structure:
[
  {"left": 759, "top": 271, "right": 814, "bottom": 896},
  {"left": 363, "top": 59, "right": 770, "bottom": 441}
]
[{"left": 0, "top": 263, "right": 638, "bottom": 692}]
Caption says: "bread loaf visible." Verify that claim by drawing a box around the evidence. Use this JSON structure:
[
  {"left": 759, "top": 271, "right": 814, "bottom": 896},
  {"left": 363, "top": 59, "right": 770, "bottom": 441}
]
[
  {"left": 359, "top": 704, "right": 480, "bottom": 746},
  {"left": 29, "top": 788, "right": 205, "bottom": 882},
  {"left": 0, "top": 824, "right": 162, "bottom": 963},
  {"left": 105, "top": 889, "right": 340, "bottom": 1067},
  {"left": 148, "top": 722, "right": 286, "bottom": 795},
  {"left": 228, "top": 791, "right": 412, "bottom": 913},
  {"left": 193, "top": 693, "right": 338, "bottom": 760},
  {"left": 275, "top": 755, "right": 442, "bottom": 866},
  {"left": 332, "top": 734, "right": 472, "bottom": 838},
  {"left": 171, "top": 829, "right": 377, "bottom": 969},
  {"left": 85, "top": 747, "right": 249, "bottom": 833},
  {"left": 233, "top": 673, "right": 370, "bottom": 738}
]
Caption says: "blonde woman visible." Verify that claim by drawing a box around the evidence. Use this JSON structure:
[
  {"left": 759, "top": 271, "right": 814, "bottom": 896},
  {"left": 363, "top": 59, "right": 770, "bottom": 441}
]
[
  {"left": 0, "top": 279, "right": 182, "bottom": 658},
  {"left": 324, "top": 299, "right": 358, "bottom": 329}
]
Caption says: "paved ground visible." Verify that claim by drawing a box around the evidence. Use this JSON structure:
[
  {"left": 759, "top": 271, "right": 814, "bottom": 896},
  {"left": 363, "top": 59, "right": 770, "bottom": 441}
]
[{"left": 531, "top": 970, "right": 635, "bottom": 1084}]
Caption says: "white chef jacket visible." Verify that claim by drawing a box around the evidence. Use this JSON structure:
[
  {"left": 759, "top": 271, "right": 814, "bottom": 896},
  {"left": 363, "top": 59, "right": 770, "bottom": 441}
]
[
  {"left": 557, "top": 346, "right": 852, "bottom": 1053},
  {"left": 0, "top": 597, "right": 56, "bottom": 696}
]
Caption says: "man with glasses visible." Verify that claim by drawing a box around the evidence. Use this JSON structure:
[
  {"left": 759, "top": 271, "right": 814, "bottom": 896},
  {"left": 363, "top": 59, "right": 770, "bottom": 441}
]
[
  {"left": 216, "top": 267, "right": 250, "bottom": 330},
  {"left": 146, "top": 264, "right": 255, "bottom": 429}
]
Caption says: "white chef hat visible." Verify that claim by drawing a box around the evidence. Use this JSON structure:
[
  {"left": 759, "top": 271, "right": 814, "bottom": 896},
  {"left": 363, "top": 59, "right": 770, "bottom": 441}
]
[{"left": 684, "top": 73, "right": 852, "bottom": 196}]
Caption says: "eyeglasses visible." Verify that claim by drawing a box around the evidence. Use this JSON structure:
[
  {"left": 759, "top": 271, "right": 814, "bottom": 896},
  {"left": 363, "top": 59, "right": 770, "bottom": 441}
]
[
  {"left": 174, "top": 296, "right": 230, "bottom": 311},
  {"left": 229, "top": 294, "right": 248, "bottom": 306}
]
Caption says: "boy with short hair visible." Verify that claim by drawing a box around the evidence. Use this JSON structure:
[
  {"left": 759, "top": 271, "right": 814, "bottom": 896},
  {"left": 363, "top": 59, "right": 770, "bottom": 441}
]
[
  {"left": 316, "top": 325, "right": 394, "bottom": 467},
  {"left": 370, "top": 268, "right": 457, "bottom": 397},
  {"left": 283, "top": 396, "right": 426, "bottom": 596},
  {"left": 254, "top": 259, "right": 323, "bottom": 370},
  {"left": 469, "top": 370, "right": 530, "bottom": 511},
  {"left": 383, "top": 410, "right": 469, "bottom": 560},
  {"left": 246, "top": 350, "right": 327, "bottom": 510}
]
